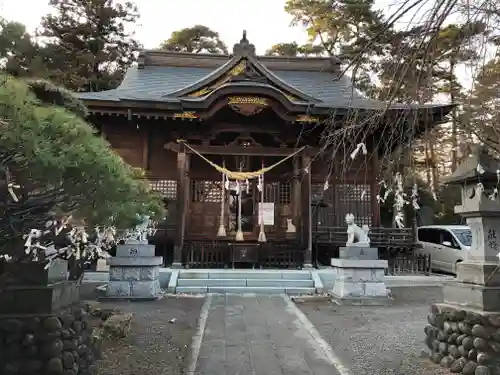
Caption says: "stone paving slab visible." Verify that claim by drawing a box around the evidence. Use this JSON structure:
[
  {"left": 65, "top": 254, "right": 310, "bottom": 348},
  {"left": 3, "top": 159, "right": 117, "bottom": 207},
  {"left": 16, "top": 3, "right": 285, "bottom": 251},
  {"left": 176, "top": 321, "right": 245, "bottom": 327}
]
[{"left": 195, "top": 294, "right": 341, "bottom": 375}]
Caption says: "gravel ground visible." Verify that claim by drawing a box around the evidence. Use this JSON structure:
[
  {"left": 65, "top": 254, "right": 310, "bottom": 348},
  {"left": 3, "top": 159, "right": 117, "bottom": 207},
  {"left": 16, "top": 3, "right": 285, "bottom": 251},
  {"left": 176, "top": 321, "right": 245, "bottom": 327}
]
[
  {"left": 91, "top": 297, "right": 204, "bottom": 375},
  {"left": 297, "top": 287, "right": 449, "bottom": 375}
]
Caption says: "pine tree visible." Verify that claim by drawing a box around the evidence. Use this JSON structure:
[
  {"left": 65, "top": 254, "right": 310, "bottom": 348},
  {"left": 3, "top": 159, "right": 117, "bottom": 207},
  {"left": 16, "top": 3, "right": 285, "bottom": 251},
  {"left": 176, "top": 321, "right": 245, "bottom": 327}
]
[
  {"left": 38, "top": 0, "right": 141, "bottom": 92},
  {"left": 0, "top": 19, "right": 46, "bottom": 77},
  {"left": 265, "top": 42, "right": 324, "bottom": 56},
  {"left": 159, "top": 25, "right": 228, "bottom": 54},
  {"left": 284, "top": 0, "right": 390, "bottom": 96}
]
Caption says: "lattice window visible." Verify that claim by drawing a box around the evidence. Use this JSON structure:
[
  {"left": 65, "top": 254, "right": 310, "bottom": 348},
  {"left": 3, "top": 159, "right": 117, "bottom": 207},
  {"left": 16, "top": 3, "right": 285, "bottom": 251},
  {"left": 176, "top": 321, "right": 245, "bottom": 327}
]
[
  {"left": 264, "top": 182, "right": 278, "bottom": 202},
  {"left": 336, "top": 184, "right": 372, "bottom": 226},
  {"left": 279, "top": 182, "right": 291, "bottom": 205},
  {"left": 149, "top": 180, "right": 177, "bottom": 200},
  {"left": 191, "top": 180, "right": 223, "bottom": 203},
  {"left": 264, "top": 182, "right": 291, "bottom": 205}
]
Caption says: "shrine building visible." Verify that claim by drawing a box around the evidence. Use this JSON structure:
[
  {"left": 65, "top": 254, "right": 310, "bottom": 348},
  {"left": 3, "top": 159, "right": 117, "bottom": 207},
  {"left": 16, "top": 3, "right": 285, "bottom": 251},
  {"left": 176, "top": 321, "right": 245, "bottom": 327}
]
[{"left": 76, "top": 32, "right": 453, "bottom": 269}]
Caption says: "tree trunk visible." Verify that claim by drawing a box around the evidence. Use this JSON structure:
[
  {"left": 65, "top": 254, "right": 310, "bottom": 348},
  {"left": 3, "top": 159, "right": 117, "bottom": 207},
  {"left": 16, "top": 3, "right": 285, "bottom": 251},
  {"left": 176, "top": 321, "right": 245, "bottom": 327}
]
[{"left": 449, "top": 57, "right": 458, "bottom": 172}]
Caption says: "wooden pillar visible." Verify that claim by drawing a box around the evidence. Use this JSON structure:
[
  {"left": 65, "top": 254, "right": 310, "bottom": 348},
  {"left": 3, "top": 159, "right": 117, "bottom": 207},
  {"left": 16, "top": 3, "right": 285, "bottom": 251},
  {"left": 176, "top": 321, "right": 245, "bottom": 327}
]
[
  {"left": 370, "top": 138, "right": 381, "bottom": 227},
  {"left": 172, "top": 147, "right": 190, "bottom": 268},
  {"left": 301, "top": 153, "right": 313, "bottom": 268},
  {"left": 292, "top": 156, "right": 302, "bottom": 238},
  {"left": 142, "top": 128, "right": 149, "bottom": 170}
]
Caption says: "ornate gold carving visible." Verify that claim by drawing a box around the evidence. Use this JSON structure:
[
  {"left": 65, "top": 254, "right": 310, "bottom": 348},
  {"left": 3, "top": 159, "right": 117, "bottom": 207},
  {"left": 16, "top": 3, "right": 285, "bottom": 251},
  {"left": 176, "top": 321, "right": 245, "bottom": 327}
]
[
  {"left": 285, "top": 93, "right": 299, "bottom": 102},
  {"left": 186, "top": 59, "right": 247, "bottom": 98},
  {"left": 228, "top": 96, "right": 268, "bottom": 106},
  {"left": 229, "top": 60, "right": 246, "bottom": 76},
  {"left": 296, "top": 115, "right": 319, "bottom": 123},
  {"left": 188, "top": 87, "right": 212, "bottom": 97},
  {"left": 173, "top": 111, "right": 198, "bottom": 119}
]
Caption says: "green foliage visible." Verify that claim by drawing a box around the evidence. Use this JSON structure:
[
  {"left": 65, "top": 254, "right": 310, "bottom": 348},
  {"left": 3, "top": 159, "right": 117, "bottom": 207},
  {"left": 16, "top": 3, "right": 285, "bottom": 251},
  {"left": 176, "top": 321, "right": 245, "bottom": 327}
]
[
  {"left": 0, "top": 75, "right": 165, "bottom": 247},
  {"left": 37, "top": 0, "right": 141, "bottom": 92},
  {"left": 265, "top": 42, "right": 324, "bottom": 57},
  {"left": 27, "top": 79, "right": 89, "bottom": 118},
  {"left": 283, "top": 0, "right": 387, "bottom": 96},
  {"left": 467, "top": 57, "right": 500, "bottom": 153},
  {"left": 0, "top": 18, "right": 47, "bottom": 78},
  {"left": 160, "top": 25, "right": 228, "bottom": 54}
]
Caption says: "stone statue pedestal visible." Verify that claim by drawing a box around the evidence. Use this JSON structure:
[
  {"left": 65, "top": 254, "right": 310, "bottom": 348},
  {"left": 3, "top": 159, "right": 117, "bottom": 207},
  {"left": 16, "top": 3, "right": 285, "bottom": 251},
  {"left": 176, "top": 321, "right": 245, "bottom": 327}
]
[
  {"left": 339, "top": 246, "right": 379, "bottom": 260},
  {"left": 330, "top": 254, "right": 390, "bottom": 305},
  {"left": 105, "top": 243, "right": 163, "bottom": 300}
]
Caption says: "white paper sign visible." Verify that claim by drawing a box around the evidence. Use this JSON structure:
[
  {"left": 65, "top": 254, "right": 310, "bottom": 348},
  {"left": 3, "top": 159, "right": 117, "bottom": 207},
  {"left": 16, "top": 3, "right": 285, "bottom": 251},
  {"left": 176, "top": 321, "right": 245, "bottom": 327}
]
[{"left": 258, "top": 202, "right": 275, "bottom": 225}]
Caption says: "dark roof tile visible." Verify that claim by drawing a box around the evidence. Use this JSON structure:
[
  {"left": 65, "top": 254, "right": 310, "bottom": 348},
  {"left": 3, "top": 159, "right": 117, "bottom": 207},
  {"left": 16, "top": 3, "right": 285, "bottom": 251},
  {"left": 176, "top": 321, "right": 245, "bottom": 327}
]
[{"left": 76, "top": 64, "right": 368, "bottom": 106}]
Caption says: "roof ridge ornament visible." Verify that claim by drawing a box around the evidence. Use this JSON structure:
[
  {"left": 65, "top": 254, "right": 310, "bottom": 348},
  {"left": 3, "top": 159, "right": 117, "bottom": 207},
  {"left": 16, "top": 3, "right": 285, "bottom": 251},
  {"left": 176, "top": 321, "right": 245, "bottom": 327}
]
[{"left": 232, "top": 30, "right": 256, "bottom": 57}]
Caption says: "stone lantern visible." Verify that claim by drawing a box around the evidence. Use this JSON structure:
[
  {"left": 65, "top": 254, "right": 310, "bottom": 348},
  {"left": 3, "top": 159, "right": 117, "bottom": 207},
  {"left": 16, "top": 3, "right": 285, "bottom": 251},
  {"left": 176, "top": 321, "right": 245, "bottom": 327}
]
[{"left": 423, "top": 146, "right": 500, "bottom": 374}]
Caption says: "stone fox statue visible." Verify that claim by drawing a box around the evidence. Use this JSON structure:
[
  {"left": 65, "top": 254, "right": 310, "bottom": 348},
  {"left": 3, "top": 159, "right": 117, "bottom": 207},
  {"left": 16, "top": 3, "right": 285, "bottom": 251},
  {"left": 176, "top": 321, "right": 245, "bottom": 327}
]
[{"left": 345, "top": 213, "right": 371, "bottom": 246}]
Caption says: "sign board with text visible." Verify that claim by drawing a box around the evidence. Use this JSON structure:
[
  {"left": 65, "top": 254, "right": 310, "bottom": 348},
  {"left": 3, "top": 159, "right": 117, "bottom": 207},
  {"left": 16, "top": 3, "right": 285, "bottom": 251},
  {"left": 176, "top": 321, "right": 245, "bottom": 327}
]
[{"left": 258, "top": 202, "right": 275, "bottom": 226}]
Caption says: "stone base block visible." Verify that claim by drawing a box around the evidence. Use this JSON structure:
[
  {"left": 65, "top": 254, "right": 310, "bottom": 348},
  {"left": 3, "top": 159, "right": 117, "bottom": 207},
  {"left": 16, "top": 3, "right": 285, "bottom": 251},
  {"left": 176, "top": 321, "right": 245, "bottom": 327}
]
[
  {"left": 424, "top": 302, "right": 500, "bottom": 374},
  {"left": 456, "top": 261, "right": 500, "bottom": 286},
  {"left": 0, "top": 281, "right": 80, "bottom": 314},
  {"left": 443, "top": 281, "right": 500, "bottom": 312},
  {"left": 116, "top": 243, "right": 156, "bottom": 257},
  {"left": 108, "top": 256, "right": 163, "bottom": 267},
  {"left": 131, "top": 279, "right": 161, "bottom": 298},
  {"left": 106, "top": 281, "right": 131, "bottom": 297},
  {"left": 330, "top": 258, "right": 390, "bottom": 305},
  {"left": 109, "top": 265, "right": 160, "bottom": 281},
  {"left": 106, "top": 264, "right": 162, "bottom": 300},
  {"left": 339, "top": 247, "right": 379, "bottom": 260}
]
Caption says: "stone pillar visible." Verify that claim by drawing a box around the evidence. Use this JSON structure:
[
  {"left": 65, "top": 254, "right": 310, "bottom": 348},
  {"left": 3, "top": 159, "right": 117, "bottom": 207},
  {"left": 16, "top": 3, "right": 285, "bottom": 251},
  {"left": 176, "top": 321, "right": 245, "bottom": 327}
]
[
  {"left": 424, "top": 146, "right": 500, "bottom": 374},
  {"left": 106, "top": 243, "right": 163, "bottom": 300}
]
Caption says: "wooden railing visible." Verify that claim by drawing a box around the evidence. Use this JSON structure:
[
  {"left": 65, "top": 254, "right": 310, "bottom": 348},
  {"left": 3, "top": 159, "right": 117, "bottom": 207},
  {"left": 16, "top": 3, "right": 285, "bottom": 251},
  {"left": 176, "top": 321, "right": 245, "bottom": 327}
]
[
  {"left": 313, "top": 226, "right": 414, "bottom": 248},
  {"left": 184, "top": 240, "right": 229, "bottom": 269},
  {"left": 183, "top": 240, "right": 303, "bottom": 269},
  {"left": 312, "top": 226, "right": 416, "bottom": 267},
  {"left": 386, "top": 253, "right": 432, "bottom": 275}
]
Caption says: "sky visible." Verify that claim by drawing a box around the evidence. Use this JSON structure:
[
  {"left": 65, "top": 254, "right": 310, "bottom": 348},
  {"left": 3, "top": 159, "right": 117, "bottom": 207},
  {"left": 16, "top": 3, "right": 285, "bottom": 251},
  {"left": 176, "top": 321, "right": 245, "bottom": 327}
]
[
  {"left": 0, "top": 0, "right": 471, "bottom": 96},
  {"left": 0, "top": 0, "right": 311, "bottom": 54}
]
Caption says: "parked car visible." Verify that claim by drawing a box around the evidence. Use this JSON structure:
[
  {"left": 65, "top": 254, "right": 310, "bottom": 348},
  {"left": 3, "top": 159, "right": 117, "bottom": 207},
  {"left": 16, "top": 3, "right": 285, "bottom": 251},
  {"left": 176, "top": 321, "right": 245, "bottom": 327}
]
[{"left": 415, "top": 225, "right": 472, "bottom": 274}]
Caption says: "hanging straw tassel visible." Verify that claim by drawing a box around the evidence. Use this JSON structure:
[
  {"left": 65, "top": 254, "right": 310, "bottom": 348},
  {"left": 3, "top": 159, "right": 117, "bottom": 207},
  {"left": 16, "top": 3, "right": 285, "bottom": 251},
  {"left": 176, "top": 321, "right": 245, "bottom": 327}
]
[
  {"left": 258, "top": 161, "right": 267, "bottom": 243},
  {"left": 217, "top": 161, "right": 227, "bottom": 237},
  {"left": 235, "top": 180, "right": 244, "bottom": 241}
]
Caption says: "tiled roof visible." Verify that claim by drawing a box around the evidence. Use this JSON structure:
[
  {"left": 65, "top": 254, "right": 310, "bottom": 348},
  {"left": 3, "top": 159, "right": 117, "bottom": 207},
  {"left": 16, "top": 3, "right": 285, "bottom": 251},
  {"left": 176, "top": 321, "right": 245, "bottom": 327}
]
[
  {"left": 75, "top": 61, "right": 452, "bottom": 111},
  {"left": 76, "top": 64, "right": 376, "bottom": 108}
]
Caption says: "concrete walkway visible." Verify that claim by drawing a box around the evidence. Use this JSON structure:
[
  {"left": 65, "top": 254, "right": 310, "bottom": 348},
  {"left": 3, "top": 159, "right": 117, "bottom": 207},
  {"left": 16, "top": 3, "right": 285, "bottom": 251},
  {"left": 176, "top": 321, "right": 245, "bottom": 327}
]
[{"left": 190, "top": 294, "right": 344, "bottom": 375}]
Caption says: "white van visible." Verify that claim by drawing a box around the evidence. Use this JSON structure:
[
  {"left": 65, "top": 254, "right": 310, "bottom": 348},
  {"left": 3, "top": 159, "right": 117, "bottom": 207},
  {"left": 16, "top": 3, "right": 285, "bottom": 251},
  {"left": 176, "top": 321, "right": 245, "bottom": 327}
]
[{"left": 415, "top": 225, "right": 471, "bottom": 274}]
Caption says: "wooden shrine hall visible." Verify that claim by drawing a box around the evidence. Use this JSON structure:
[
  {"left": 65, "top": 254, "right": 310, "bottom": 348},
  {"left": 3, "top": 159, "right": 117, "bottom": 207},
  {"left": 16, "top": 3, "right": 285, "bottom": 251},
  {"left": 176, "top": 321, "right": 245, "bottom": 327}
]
[{"left": 77, "top": 31, "right": 454, "bottom": 269}]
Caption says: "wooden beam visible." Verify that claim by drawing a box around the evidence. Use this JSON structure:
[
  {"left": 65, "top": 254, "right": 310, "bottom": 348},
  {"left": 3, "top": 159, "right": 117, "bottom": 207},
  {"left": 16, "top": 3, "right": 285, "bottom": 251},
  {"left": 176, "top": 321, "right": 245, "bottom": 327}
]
[
  {"left": 370, "top": 137, "right": 381, "bottom": 226},
  {"left": 172, "top": 145, "right": 190, "bottom": 268},
  {"left": 164, "top": 142, "right": 316, "bottom": 157},
  {"left": 301, "top": 154, "right": 313, "bottom": 268},
  {"left": 292, "top": 156, "right": 301, "bottom": 236},
  {"left": 142, "top": 128, "right": 149, "bottom": 169}
]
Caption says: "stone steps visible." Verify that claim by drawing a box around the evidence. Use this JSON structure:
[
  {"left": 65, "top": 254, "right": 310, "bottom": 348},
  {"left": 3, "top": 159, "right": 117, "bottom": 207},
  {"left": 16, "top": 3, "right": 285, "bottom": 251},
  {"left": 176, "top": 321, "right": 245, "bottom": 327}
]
[
  {"left": 176, "top": 278, "right": 314, "bottom": 288},
  {"left": 175, "top": 286, "right": 315, "bottom": 295},
  {"left": 178, "top": 270, "right": 312, "bottom": 280},
  {"left": 176, "top": 269, "right": 316, "bottom": 295}
]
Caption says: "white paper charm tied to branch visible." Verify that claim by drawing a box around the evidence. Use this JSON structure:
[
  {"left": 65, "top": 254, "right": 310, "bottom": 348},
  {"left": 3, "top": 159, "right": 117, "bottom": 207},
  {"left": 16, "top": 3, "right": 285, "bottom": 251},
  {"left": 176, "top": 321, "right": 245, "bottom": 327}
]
[
  {"left": 350, "top": 143, "right": 367, "bottom": 160},
  {"left": 477, "top": 164, "right": 485, "bottom": 175}
]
